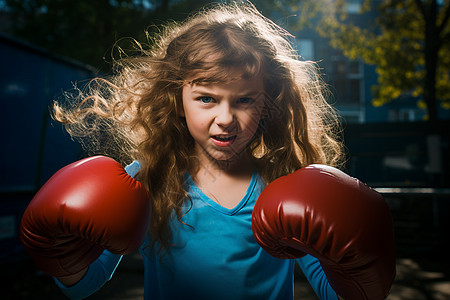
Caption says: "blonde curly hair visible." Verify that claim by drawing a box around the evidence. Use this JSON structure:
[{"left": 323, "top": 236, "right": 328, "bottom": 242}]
[{"left": 53, "top": 1, "right": 344, "bottom": 252}]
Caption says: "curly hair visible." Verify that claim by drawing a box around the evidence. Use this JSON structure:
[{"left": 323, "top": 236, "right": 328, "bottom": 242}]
[{"left": 53, "top": 1, "right": 344, "bottom": 252}]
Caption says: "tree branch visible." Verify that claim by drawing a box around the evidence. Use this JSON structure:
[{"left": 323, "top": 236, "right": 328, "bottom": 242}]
[
  {"left": 441, "top": 30, "right": 450, "bottom": 45},
  {"left": 414, "top": 0, "right": 427, "bottom": 19},
  {"left": 437, "top": 1, "right": 450, "bottom": 35}
]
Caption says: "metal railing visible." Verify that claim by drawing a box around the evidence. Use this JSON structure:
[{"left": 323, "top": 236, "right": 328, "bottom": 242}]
[{"left": 375, "top": 187, "right": 450, "bottom": 253}]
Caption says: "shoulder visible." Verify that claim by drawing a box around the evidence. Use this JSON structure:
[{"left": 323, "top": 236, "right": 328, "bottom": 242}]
[{"left": 254, "top": 172, "right": 266, "bottom": 193}]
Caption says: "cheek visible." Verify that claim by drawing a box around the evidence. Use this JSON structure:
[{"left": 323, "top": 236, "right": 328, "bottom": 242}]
[
  {"left": 241, "top": 110, "right": 263, "bottom": 135},
  {"left": 185, "top": 115, "right": 208, "bottom": 138}
]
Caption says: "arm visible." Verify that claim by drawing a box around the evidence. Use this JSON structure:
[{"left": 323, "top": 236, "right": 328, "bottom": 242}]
[
  {"left": 296, "top": 255, "right": 338, "bottom": 300},
  {"left": 54, "top": 250, "right": 123, "bottom": 300},
  {"left": 57, "top": 268, "right": 88, "bottom": 287}
]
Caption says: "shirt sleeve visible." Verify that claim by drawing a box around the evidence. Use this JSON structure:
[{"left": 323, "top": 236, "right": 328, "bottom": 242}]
[
  {"left": 54, "top": 250, "right": 123, "bottom": 300},
  {"left": 296, "top": 255, "right": 339, "bottom": 300}
]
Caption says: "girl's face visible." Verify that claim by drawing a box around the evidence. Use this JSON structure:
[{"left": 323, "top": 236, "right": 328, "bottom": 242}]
[{"left": 181, "top": 71, "right": 265, "bottom": 166}]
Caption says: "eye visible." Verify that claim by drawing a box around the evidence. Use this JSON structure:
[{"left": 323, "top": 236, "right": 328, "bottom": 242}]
[
  {"left": 238, "top": 97, "right": 254, "bottom": 104},
  {"left": 198, "top": 96, "right": 215, "bottom": 104}
]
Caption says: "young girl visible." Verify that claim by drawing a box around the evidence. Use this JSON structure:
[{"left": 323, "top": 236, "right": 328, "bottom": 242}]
[{"left": 51, "top": 1, "right": 344, "bottom": 299}]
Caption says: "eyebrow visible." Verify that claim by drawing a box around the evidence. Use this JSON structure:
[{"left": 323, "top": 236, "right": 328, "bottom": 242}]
[{"left": 190, "top": 85, "right": 263, "bottom": 97}]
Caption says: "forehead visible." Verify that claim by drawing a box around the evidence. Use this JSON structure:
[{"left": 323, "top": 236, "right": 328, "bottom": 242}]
[
  {"left": 185, "top": 67, "right": 264, "bottom": 86},
  {"left": 187, "top": 76, "right": 265, "bottom": 96}
]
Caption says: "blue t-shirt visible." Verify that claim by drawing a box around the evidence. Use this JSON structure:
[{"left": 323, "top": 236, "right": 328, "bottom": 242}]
[{"left": 56, "top": 161, "right": 338, "bottom": 300}]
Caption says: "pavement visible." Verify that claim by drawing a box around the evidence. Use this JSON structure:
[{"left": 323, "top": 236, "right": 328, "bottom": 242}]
[{"left": 3, "top": 248, "right": 450, "bottom": 300}]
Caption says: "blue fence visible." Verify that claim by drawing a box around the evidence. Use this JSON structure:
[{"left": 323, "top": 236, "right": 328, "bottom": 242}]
[{"left": 0, "top": 34, "right": 96, "bottom": 262}]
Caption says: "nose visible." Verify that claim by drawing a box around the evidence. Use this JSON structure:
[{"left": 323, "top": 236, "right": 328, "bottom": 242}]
[{"left": 215, "top": 102, "right": 235, "bottom": 127}]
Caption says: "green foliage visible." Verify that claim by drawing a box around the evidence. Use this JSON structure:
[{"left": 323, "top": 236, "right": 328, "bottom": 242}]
[{"left": 325, "top": 0, "right": 449, "bottom": 121}]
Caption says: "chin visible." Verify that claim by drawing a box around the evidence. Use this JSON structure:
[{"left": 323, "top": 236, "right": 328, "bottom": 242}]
[
  {"left": 198, "top": 143, "right": 248, "bottom": 166},
  {"left": 210, "top": 153, "right": 236, "bottom": 163},
  {"left": 211, "top": 149, "right": 247, "bottom": 164}
]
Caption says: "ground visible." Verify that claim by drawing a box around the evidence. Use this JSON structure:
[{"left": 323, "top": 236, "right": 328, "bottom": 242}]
[{"left": 3, "top": 250, "right": 450, "bottom": 299}]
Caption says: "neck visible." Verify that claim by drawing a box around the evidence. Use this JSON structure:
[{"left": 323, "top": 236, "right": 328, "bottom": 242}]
[{"left": 194, "top": 149, "right": 255, "bottom": 181}]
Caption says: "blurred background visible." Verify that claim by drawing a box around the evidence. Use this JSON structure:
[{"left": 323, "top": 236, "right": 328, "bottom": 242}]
[{"left": 0, "top": 0, "right": 449, "bottom": 299}]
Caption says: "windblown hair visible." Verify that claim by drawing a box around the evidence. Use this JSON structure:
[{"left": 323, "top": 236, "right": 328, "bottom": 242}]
[{"left": 53, "top": 1, "right": 344, "bottom": 252}]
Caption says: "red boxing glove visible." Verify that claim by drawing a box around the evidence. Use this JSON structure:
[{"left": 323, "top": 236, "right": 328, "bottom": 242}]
[
  {"left": 252, "top": 165, "right": 395, "bottom": 300},
  {"left": 20, "top": 156, "right": 150, "bottom": 277}
]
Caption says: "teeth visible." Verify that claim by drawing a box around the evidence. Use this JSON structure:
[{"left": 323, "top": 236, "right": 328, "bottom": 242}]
[{"left": 214, "top": 136, "right": 235, "bottom": 141}]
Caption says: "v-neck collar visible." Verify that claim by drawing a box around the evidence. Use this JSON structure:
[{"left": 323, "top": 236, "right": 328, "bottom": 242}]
[{"left": 185, "top": 171, "right": 258, "bottom": 215}]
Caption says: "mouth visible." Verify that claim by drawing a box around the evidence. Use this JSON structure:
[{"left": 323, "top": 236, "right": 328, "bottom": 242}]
[
  {"left": 212, "top": 135, "right": 236, "bottom": 141},
  {"left": 211, "top": 135, "right": 237, "bottom": 146}
]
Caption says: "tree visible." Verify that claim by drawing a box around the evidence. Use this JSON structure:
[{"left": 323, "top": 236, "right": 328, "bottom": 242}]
[{"left": 315, "top": 0, "right": 449, "bottom": 129}]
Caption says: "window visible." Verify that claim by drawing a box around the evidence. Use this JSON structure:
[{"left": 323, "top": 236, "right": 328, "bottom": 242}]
[
  {"left": 296, "top": 39, "right": 314, "bottom": 60},
  {"left": 329, "top": 59, "right": 363, "bottom": 104},
  {"left": 348, "top": 60, "right": 361, "bottom": 75},
  {"left": 349, "top": 79, "right": 361, "bottom": 104}
]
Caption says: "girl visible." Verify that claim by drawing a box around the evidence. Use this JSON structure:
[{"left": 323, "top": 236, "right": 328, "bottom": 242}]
[{"left": 53, "top": 1, "right": 344, "bottom": 299}]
